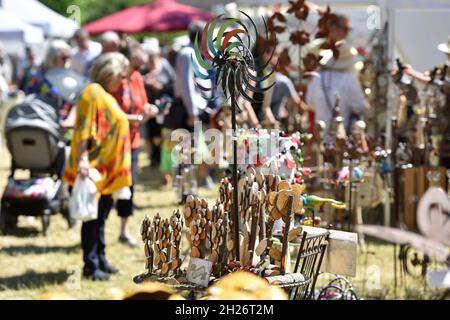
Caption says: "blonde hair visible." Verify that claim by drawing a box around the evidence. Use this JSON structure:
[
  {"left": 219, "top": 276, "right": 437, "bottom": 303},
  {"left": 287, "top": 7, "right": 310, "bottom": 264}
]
[
  {"left": 44, "top": 40, "right": 71, "bottom": 69},
  {"left": 89, "top": 52, "right": 129, "bottom": 89}
]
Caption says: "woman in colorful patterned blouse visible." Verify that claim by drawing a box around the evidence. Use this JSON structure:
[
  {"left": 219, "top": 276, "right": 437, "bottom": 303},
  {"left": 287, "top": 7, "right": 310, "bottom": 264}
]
[{"left": 64, "top": 52, "right": 132, "bottom": 281}]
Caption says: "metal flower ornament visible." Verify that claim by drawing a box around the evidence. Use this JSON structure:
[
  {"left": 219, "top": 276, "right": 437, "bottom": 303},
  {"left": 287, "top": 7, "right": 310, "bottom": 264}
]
[{"left": 192, "top": 11, "right": 275, "bottom": 261}]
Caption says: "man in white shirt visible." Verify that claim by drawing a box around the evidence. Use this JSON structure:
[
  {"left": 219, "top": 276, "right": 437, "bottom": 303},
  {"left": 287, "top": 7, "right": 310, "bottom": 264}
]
[
  {"left": 173, "top": 21, "right": 215, "bottom": 188},
  {"left": 306, "top": 43, "right": 368, "bottom": 137},
  {"left": 71, "top": 29, "right": 101, "bottom": 77},
  {"left": 173, "top": 21, "right": 209, "bottom": 129}
]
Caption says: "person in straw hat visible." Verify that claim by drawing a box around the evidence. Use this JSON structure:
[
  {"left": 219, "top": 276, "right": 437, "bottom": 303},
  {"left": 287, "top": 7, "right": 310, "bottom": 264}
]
[
  {"left": 438, "top": 35, "right": 450, "bottom": 57},
  {"left": 306, "top": 42, "right": 369, "bottom": 138}
]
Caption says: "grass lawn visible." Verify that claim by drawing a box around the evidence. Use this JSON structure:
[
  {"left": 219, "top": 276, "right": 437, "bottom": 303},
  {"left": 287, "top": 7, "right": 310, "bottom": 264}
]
[{"left": 0, "top": 146, "right": 447, "bottom": 300}]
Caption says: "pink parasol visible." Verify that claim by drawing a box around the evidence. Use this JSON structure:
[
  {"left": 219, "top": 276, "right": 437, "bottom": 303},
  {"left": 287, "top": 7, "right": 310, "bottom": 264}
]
[{"left": 84, "top": 0, "right": 214, "bottom": 34}]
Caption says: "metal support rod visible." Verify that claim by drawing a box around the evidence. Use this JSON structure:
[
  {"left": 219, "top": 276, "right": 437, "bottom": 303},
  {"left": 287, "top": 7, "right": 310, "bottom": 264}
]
[
  {"left": 313, "top": 207, "right": 319, "bottom": 226},
  {"left": 348, "top": 181, "right": 353, "bottom": 231},
  {"left": 391, "top": 117, "right": 401, "bottom": 228},
  {"left": 383, "top": 172, "right": 391, "bottom": 227},
  {"left": 291, "top": 231, "right": 307, "bottom": 299},
  {"left": 293, "top": 232, "right": 307, "bottom": 274},
  {"left": 347, "top": 161, "right": 353, "bottom": 231},
  {"left": 231, "top": 94, "right": 240, "bottom": 261},
  {"left": 308, "top": 243, "right": 328, "bottom": 300},
  {"left": 394, "top": 243, "right": 397, "bottom": 298},
  {"left": 384, "top": 2, "right": 395, "bottom": 229},
  {"left": 354, "top": 183, "right": 366, "bottom": 251}
]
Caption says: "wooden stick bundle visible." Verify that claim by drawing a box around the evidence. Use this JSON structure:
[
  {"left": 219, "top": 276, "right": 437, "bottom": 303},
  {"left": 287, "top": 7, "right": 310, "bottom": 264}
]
[
  {"left": 184, "top": 195, "right": 211, "bottom": 261},
  {"left": 140, "top": 167, "right": 309, "bottom": 282},
  {"left": 140, "top": 211, "right": 184, "bottom": 277}
]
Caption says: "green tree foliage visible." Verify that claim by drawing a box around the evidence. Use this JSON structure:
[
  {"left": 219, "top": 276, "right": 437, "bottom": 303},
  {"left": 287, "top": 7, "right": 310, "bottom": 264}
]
[{"left": 39, "top": 0, "right": 152, "bottom": 25}]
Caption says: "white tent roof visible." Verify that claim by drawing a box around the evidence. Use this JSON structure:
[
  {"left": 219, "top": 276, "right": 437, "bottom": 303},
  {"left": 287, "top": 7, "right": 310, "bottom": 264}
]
[
  {"left": 0, "top": 9, "right": 44, "bottom": 56},
  {"left": 1, "top": 0, "right": 79, "bottom": 38},
  {"left": 0, "top": 10, "right": 44, "bottom": 43}
]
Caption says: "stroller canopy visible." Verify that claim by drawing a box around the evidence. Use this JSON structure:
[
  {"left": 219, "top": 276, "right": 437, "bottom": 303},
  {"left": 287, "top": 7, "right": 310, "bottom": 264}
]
[{"left": 5, "top": 94, "right": 60, "bottom": 139}]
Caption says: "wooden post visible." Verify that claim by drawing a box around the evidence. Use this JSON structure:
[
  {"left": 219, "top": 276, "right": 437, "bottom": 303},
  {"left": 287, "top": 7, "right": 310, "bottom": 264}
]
[{"left": 280, "top": 195, "right": 294, "bottom": 275}]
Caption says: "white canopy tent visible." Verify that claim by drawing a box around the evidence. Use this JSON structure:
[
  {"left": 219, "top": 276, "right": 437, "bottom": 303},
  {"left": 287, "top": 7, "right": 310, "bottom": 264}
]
[
  {"left": 0, "top": 9, "right": 44, "bottom": 56},
  {"left": 1, "top": 0, "right": 79, "bottom": 39}
]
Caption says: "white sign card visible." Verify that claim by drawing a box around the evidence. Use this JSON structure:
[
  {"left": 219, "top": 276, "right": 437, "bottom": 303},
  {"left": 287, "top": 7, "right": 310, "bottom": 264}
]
[
  {"left": 321, "top": 229, "right": 358, "bottom": 277},
  {"left": 427, "top": 270, "right": 450, "bottom": 289},
  {"left": 186, "top": 257, "right": 213, "bottom": 287}
]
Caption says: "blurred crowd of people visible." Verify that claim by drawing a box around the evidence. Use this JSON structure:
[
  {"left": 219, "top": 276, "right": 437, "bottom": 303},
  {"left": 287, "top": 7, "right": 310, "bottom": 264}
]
[
  {"left": 0, "top": 16, "right": 372, "bottom": 280},
  {"left": 0, "top": 25, "right": 197, "bottom": 280}
]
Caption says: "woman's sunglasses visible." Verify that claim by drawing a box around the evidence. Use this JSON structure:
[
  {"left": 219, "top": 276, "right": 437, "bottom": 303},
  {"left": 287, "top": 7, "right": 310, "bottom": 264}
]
[{"left": 60, "top": 55, "right": 71, "bottom": 62}]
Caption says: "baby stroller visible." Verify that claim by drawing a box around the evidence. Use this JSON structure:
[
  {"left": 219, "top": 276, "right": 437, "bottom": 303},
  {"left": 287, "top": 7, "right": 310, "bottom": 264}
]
[{"left": 0, "top": 94, "right": 72, "bottom": 235}]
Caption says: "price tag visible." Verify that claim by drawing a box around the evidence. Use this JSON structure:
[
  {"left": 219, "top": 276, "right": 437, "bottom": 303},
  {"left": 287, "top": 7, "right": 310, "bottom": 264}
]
[
  {"left": 427, "top": 270, "right": 450, "bottom": 289},
  {"left": 186, "top": 257, "right": 213, "bottom": 287}
]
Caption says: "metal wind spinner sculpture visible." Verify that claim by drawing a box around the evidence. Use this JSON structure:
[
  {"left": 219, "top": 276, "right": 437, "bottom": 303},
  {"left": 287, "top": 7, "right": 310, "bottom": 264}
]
[
  {"left": 192, "top": 11, "right": 274, "bottom": 104},
  {"left": 192, "top": 11, "right": 275, "bottom": 261}
]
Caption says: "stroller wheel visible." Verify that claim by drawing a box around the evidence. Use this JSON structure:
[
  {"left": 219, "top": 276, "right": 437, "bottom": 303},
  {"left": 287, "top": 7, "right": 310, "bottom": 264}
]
[
  {"left": 0, "top": 204, "right": 18, "bottom": 234},
  {"left": 41, "top": 215, "right": 50, "bottom": 236}
]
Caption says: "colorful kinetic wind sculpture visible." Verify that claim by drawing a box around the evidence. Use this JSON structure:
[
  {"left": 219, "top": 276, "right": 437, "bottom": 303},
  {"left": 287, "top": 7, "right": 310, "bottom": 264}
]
[
  {"left": 192, "top": 11, "right": 275, "bottom": 104},
  {"left": 192, "top": 12, "right": 275, "bottom": 260}
]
